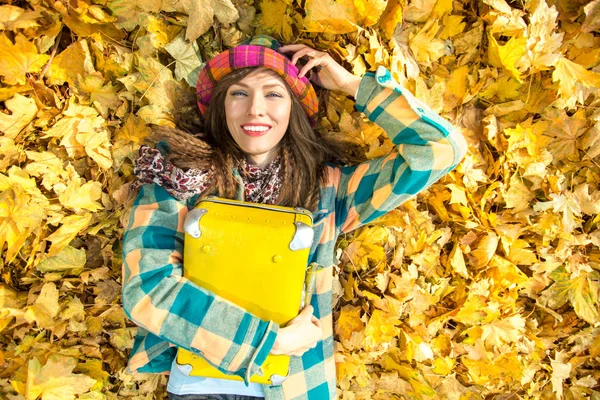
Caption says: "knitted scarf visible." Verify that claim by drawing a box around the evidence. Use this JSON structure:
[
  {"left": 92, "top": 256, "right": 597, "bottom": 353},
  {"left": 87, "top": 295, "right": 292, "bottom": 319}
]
[{"left": 133, "top": 145, "right": 282, "bottom": 204}]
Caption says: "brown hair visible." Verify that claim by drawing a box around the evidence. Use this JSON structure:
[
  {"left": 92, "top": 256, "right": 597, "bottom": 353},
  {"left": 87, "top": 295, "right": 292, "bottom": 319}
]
[{"left": 154, "top": 67, "right": 353, "bottom": 210}]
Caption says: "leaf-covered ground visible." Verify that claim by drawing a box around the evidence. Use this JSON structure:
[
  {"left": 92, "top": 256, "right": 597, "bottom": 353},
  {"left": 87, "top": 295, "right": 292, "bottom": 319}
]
[{"left": 1, "top": 0, "right": 599, "bottom": 399}]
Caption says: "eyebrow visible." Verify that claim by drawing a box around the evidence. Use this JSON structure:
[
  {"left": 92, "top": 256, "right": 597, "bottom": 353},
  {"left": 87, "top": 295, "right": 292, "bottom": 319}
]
[{"left": 230, "top": 82, "right": 286, "bottom": 90}]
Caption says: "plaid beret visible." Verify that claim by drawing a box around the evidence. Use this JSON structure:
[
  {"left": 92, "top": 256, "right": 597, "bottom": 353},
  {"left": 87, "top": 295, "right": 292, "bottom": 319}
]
[{"left": 196, "top": 35, "right": 319, "bottom": 126}]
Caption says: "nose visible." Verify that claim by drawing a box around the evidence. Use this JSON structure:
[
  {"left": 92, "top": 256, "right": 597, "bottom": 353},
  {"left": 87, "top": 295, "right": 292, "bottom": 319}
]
[{"left": 247, "top": 93, "right": 266, "bottom": 117}]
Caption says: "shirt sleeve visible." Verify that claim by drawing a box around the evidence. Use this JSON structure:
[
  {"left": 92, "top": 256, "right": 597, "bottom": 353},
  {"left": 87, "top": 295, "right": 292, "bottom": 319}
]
[
  {"left": 121, "top": 183, "right": 278, "bottom": 383},
  {"left": 335, "top": 66, "right": 468, "bottom": 233}
]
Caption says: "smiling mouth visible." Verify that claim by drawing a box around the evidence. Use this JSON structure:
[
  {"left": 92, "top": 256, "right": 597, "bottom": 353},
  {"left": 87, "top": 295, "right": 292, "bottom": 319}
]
[{"left": 242, "top": 125, "right": 271, "bottom": 136}]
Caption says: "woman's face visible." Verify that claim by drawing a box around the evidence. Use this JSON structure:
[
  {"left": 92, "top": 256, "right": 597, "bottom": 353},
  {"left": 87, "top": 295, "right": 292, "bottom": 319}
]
[{"left": 224, "top": 70, "right": 292, "bottom": 168}]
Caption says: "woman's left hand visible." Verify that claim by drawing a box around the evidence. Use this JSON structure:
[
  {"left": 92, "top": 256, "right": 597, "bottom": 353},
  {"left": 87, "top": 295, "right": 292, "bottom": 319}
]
[{"left": 279, "top": 44, "right": 362, "bottom": 97}]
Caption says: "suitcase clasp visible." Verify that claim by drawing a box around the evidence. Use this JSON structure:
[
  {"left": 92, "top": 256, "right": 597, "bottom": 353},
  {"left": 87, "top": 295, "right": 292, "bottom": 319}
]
[
  {"left": 269, "top": 373, "right": 287, "bottom": 386},
  {"left": 184, "top": 208, "right": 208, "bottom": 238},
  {"left": 289, "top": 222, "right": 314, "bottom": 251}
]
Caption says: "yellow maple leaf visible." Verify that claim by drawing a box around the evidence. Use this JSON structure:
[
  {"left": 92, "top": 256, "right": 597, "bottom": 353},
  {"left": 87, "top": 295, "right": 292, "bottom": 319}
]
[
  {"left": 432, "top": 0, "right": 453, "bottom": 17},
  {"left": 36, "top": 246, "right": 86, "bottom": 273},
  {"left": 443, "top": 65, "right": 469, "bottom": 110},
  {"left": 344, "top": 44, "right": 368, "bottom": 77},
  {"left": 335, "top": 351, "right": 370, "bottom": 390},
  {"left": 379, "top": 0, "right": 404, "bottom": 39},
  {"left": 140, "top": 14, "right": 179, "bottom": 51},
  {"left": 59, "top": 179, "right": 103, "bottom": 213},
  {"left": 336, "top": 305, "right": 364, "bottom": 339},
  {"left": 487, "top": 33, "right": 527, "bottom": 82},
  {"left": 24, "top": 282, "right": 60, "bottom": 329},
  {"left": 432, "top": 356, "right": 455, "bottom": 375},
  {"left": 52, "top": 1, "right": 125, "bottom": 41},
  {"left": 0, "top": 166, "right": 48, "bottom": 262},
  {"left": 89, "top": 32, "right": 133, "bottom": 80},
  {"left": 24, "top": 150, "right": 73, "bottom": 192},
  {"left": 303, "top": 0, "right": 387, "bottom": 34},
  {"left": 479, "top": 74, "right": 522, "bottom": 102},
  {"left": 76, "top": 359, "right": 110, "bottom": 391},
  {"left": 0, "top": 33, "right": 49, "bottom": 85},
  {"left": 73, "top": 72, "right": 122, "bottom": 118},
  {"left": 439, "top": 14, "right": 465, "bottom": 39},
  {"left": 0, "top": 33, "right": 50, "bottom": 85},
  {"left": 454, "top": 295, "right": 489, "bottom": 326},
  {"left": 524, "top": 0, "right": 562, "bottom": 72},
  {"left": 403, "top": 0, "right": 436, "bottom": 23},
  {"left": 184, "top": 0, "right": 239, "bottom": 42},
  {"left": 381, "top": 356, "right": 436, "bottom": 396},
  {"left": 108, "top": 0, "right": 161, "bottom": 31},
  {"left": 480, "top": 314, "right": 526, "bottom": 349},
  {"left": 543, "top": 109, "right": 588, "bottom": 162},
  {"left": 341, "top": 226, "right": 389, "bottom": 271},
  {"left": 409, "top": 20, "right": 447, "bottom": 67},
  {"left": 449, "top": 241, "right": 468, "bottom": 278},
  {"left": 506, "top": 238, "right": 538, "bottom": 266},
  {"left": 112, "top": 114, "right": 151, "bottom": 167},
  {"left": 446, "top": 183, "right": 468, "bottom": 207},
  {"left": 131, "top": 56, "right": 184, "bottom": 127},
  {"left": 550, "top": 351, "right": 572, "bottom": 399},
  {"left": 26, "top": 355, "right": 96, "bottom": 400},
  {"left": 469, "top": 232, "right": 499, "bottom": 269},
  {"left": 463, "top": 350, "right": 524, "bottom": 385},
  {"left": 258, "top": 0, "right": 296, "bottom": 43},
  {"left": 47, "top": 39, "right": 95, "bottom": 86},
  {"left": 552, "top": 56, "right": 600, "bottom": 108},
  {"left": 503, "top": 173, "right": 534, "bottom": 212},
  {"left": 483, "top": 0, "right": 512, "bottom": 14},
  {"left": 540, "top": 266, "right": 600, "bottom": 325},
  {"left": 0, "top": 93, "right": 38, "bottom": 138},
  {"left": 0, "top": 5, "right": 41, "bottom": 31},
  {"left": 364, "top": 309, "right": 399, "bottom": 350},
  {"left": 43, "top": 100, "right": 113, "bottom": 169},
  {"left": 0, "top": 137, "right": 23, "bottom": 171},
  {"left": 45, "top": 214, "right": 93, "bottom": 256},
  {"left": 0, "top": 283, "right": 26, "bottom": 331},
  {"left": 504, "top": 124, "right": 539, "bottom": 157}
]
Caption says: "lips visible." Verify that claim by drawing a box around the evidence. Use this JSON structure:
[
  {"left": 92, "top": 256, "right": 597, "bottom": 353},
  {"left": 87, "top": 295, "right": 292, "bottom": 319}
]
[{"left": 241, "top": 124, "right": 272, "bottom": 137}]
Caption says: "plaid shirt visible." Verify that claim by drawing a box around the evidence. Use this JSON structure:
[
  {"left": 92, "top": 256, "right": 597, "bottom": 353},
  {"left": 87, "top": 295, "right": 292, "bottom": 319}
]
[{"left": 122, "top": 67, "right": 467, "bottom": 399}]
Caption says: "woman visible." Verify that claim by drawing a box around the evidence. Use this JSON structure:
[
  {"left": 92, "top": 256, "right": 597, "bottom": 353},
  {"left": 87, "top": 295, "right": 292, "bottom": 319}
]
[{"left": 122, "top": 36, "right": 467, "bottom": 400}]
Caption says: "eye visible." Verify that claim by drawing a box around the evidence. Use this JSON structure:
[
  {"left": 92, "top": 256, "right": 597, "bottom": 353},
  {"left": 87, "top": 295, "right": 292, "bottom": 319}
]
[
  {"left": 266, "top": 92, "right": 284, "bottom": 98},
  {"left": 229, "top": 90, "right": 247, "bottom": 97}
]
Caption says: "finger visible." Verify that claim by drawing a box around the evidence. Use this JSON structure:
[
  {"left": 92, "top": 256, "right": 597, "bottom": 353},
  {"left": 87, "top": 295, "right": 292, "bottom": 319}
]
[
  {"left": 279, "top": 44, "right": 310, "bottom": 53},
  {"left": 300, "top": 305, "right": 313, "bottom": 317},
  {"left": 289, "top": 47, "right": 313, "bottom": 67},
  {"left": 298, "top": 58, "right": 322, "bottom": 79}
]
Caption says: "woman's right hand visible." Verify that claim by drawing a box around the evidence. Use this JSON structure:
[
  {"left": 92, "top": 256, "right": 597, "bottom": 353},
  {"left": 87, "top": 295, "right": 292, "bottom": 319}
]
[{"left": 270, "top": 306, "right": 322, "bottom": 356}]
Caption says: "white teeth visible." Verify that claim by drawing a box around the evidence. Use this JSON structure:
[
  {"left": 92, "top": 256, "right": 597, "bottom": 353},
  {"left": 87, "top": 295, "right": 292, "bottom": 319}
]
[{"left": 243, "top": 126, "right": 269, "bottom": 132}]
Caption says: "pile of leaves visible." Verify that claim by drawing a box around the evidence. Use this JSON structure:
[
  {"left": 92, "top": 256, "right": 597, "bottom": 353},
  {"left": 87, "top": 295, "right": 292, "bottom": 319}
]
[{"left": 0, "top": 0, "right": 599, "bottom": 398}]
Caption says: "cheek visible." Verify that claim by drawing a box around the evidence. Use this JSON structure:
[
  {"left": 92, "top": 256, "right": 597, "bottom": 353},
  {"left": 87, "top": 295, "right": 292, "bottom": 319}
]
[
  {"left": 224, "top": 103, "right": 238, "bottom": 131},
  {"left": 276, "top": 104, "right": 292, "bottom": 128}
]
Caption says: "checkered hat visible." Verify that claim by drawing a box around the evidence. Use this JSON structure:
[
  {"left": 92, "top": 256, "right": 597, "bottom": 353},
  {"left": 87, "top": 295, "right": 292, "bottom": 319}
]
[{"left": 196, "top": 35, "right": 318, "bottom": 126}]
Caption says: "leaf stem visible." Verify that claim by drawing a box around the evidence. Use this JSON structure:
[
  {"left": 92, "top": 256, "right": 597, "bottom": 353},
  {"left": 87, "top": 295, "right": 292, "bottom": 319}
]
[
  {"left": 138, "top": 60, "right": 176, "bottom": 102},
  {"left": 40, "top": 30, "right": 64, "bottom": 79}
]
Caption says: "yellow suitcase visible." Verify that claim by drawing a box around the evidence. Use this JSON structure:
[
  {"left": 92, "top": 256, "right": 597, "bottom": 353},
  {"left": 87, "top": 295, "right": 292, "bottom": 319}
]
[{"left": 176, "top": 197, "right": 314, "bottom": 385}]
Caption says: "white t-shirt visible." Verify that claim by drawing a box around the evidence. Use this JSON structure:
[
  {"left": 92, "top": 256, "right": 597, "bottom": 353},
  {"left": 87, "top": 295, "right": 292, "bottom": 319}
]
[{"left": 167, "top": 358, "right": 265, "bottom": 397}]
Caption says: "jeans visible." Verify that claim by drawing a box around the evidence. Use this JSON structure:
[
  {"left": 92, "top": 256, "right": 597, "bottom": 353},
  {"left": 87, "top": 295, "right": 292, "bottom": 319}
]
[{"left": 168, "top": 394, "right": 263, "bottom": 400}]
